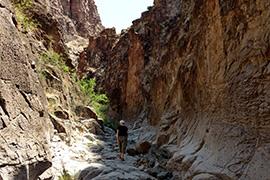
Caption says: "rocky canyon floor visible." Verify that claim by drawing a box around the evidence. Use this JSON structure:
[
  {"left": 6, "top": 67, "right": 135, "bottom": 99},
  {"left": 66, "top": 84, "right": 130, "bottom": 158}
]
[{"left": 42, "top": 125, "right": 168, "bottom": 180}]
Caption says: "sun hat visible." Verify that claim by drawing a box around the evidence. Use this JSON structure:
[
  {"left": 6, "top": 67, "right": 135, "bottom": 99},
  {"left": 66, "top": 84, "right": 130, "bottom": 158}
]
[{"left": 120, "top": 120, "right": 125, "bottom": 124}]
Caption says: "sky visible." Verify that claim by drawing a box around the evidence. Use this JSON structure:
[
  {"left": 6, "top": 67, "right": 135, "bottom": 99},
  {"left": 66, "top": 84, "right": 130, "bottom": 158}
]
[{"left": 95, "top": 0, "right": 154, "bottom": 34}]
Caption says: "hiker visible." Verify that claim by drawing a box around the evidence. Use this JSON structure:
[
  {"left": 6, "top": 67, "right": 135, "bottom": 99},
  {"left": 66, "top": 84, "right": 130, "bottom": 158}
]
[{"left": 117, "top": 120, "right": 128, "bottom": 161}]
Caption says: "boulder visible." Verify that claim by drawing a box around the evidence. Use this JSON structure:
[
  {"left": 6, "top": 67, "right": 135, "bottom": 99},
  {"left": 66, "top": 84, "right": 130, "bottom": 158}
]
[
  {"left": 49, "top": 113, "right": 72, "bottom": 143},
  {"left": 54, "top": 110, "right": 69, "bottom": 119},
  {"left": 136, "top": 141, "right": 152, "bottom": 154},
  {"left": 75, "top": 106, "right": 98, "bottom": 120},
  {"left": 81, "top": 119, "right": 104, "bottom": 135}
]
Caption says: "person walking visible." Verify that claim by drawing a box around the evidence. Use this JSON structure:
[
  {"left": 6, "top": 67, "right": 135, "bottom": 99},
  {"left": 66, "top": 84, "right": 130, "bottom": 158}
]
[{"left": 117, "top": 120, "right": 128, "bottom": 161}]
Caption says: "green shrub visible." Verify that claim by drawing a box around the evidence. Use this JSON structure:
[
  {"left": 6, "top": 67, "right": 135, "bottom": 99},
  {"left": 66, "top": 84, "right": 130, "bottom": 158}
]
[
  {"left": 104, "top": 119, "right": 119, "bottom": 132},
  {"left": 11, "top": 0, "right": 40, "bottom": 32},
  {"left": 40, "top": 50, "right": 70, "bottom": 73},
  {"left": 58, "top": 172, "right": 74, "bottom": 180},
  {"left": 71, "top": 72, "right": 76, "bottom": 78},
  {"left": 62, "top": 65, "right": 70, "bottom": 72},
  {"left": 77, "top": 77, "right": 109, "bottom": 119}
]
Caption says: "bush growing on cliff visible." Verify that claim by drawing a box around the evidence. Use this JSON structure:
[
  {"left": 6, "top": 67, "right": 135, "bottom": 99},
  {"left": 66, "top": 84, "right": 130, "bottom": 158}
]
[
  {"left": 11, "top": 0, "right": 40, "bottom": 32},
  {"left": 77, "top": 77, "right": 109, "bottom": 119},
  {"left": 40, "top": 50, "right": 70, "bottom": 73}
]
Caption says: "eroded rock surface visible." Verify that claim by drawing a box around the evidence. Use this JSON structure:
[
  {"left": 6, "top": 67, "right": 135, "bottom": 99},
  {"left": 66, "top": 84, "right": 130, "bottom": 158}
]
[
  {"left": 79, "top": 0, "right": 270, "bottom": 179},
  {"left": 0, "top": 0, "right": 104, "bottom": 178},
  {"left": 0, "top": 0, "right": 53, "bottom": 179},
  {"left": 47, "top": 0, "right": 104, "bottom": 39}
]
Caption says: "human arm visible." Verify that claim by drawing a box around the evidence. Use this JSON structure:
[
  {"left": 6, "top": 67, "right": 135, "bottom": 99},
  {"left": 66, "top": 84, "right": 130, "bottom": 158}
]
[{"left": 117, "top": 129, "right": 119, "bottom": 144}]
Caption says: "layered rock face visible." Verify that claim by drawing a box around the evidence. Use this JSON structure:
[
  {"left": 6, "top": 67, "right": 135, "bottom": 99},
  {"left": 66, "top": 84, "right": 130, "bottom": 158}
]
[
  {"left": 0, "top": 0, "right": 104, "bottom": 179},
  {"left": 80, "top": 0, "right": 270, "bottom": 179},
  {"left": 47, "top": 0, "right": 104, "bottom": 39},
  {"left": 0, "top": 0, "right": 53, "bottom": 179}
]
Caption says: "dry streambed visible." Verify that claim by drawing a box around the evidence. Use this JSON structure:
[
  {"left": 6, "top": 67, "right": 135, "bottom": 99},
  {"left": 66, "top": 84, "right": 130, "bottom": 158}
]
[{"left": 39, "top": 123, "right": 174, "bottom": 180}]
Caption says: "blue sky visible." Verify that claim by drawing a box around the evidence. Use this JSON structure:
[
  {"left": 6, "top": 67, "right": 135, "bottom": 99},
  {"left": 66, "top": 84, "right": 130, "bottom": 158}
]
[{"left": 95, "top": 0, "right": 154, "bottom": 34}]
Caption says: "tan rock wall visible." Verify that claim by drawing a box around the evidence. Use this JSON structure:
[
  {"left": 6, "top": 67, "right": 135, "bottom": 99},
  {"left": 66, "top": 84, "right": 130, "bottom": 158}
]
[
  {"left": 81, "top": 0, "right": 270, "bottom": 179},
  {"left": 0, "top": 0, "right": 54, "bottom": 179}
]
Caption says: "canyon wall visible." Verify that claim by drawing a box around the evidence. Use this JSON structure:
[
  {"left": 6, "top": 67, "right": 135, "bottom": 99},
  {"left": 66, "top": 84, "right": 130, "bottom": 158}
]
[
  {"left": 0, "top": 0, "right": 52, "bottom": 179},
  {"left": 80, "top": 0, "right": 270, "bottom": 179},
  {"left": 0, "top": 0, "right": 104, "bottom": 179},
  {"left": 47, "top": 0, "right": 104, "bottom": 39}
]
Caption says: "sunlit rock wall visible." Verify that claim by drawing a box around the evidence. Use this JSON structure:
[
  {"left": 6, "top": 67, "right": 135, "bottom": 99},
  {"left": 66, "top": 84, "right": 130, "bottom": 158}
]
[
  {"left": 80, "top": 0, "right": 270, "bottom": 179},
  {"left": 47, "top": 0, "right": 104, "bottom": 39}
]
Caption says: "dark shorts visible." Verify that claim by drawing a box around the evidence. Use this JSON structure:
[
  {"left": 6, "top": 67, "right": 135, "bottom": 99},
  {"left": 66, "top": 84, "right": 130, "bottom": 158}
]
[{"left": 118, "top": 136, "right": 127, "bottom": 153}]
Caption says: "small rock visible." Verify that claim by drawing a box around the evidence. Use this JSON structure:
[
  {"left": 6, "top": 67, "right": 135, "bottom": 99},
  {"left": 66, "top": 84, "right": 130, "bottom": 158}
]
[
  {"left": 97, "top": 118, "right": 104, "bottom": 130},
  {"left": 52, "top": 135, "right": 61, "bottom": 142},
  {"left": 146, "top": 168, "right": 160, "bottom": 177},
  {"left": 127, "top": 143, "right": 138, "bottom": 156},
  {"left": 138, "top": 165, "right": 146, "bottom": 171},
  {"left": 127, "top": 148, "right": 138, "bottom": 156},
  {"left": 138, "top": 158, "right": 148, "bottom": 165},
  {"left": 38, "top": 167, "right": 54, "bottom": 180},
  {"left": 157, "top": 171, "right": 173, "bottom": 180},
  {"left": 148, "top": 159, "right": 156, "bottom": 168},
  {"left": 58, "top": 133, "right": 66, "bottom": 141},
  {"left": 151, "top": 147, "right": 172, "bottom": 159},
  {"left": 136, "top": 141, "right": 152, "bottom": 154}
]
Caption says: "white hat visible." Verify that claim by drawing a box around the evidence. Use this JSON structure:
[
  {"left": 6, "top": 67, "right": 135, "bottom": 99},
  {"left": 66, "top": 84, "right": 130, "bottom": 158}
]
[{"left": 120, "top": 120, "right": 125, "bottom": 124}]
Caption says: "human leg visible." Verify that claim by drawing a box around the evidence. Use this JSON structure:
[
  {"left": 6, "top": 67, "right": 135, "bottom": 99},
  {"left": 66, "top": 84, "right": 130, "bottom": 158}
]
[{"left": 119, "top": 136, "right": 127, "bottom": 160}]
